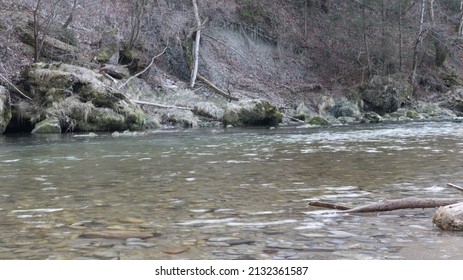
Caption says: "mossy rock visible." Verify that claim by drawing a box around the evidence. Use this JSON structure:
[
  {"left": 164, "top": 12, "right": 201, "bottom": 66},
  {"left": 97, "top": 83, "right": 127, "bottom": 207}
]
[
  {"left": 161, "top": 110, "right": 198, "bottom": 128},
  {"left": 0, "top": 86, "right": 12, "bottom": 134},
  {"left": 294, "top": 103, "right": 314, "bottom": 121},
  {"left": 17, "top": 63, "right": 146, "bottom": 133},
  {"left": 307, "top": 116, "right": 330, "bottom": 126},
  {"left": 31, "top": 117, "right": 61, "bottom": 134},
  {"left": 359, "top": 75, "right": 412, "bottom": 114},
  {"left": 120, "top": 47, "right": 149, "bottom": 73},
  {"left": 95, "top": 29, "right": 121, "bottom": 64},
  {"left": 406, "top": 110, "right": 421, "bottom": 119},
  {"left": 96, "top": 48, "right": 115, "bottom": 63},
  {"left": 361, "top": 111, "right": 383, "bottom": 123},
  {"left": 223, "top": 99, "right": 282, "bottom": 127},
  {"left": 329, "top": 97, "right": 360, "bottom": 119},
  {"left": 16, "top": 24, "right": 79, "bottom": 62}
]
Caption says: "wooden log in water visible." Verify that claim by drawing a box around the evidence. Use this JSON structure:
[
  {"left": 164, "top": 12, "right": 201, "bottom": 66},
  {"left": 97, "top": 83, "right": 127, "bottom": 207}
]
[
  {"left": 432, "top": 202, "right": 463, "bottom": 230},
  {"left": 309, "top": 198, "right": 463, "bottom": 213}
]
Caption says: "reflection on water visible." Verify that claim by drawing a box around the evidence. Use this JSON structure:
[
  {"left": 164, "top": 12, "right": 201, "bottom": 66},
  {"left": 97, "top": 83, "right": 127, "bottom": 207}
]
[{"left": 1, "top": 122, "right": 463, "bottom": 259}]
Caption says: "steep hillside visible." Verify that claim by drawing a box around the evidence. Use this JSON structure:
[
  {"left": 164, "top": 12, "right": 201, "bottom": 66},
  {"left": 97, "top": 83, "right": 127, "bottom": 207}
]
[{"left": 1, "top": 0, "right": 463, "bottom": 133}]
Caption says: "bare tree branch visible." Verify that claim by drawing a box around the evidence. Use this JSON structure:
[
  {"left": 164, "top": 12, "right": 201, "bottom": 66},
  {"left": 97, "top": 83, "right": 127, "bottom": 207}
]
[
  {"left": 118, "top": 45, "right": 167, "bottom": 90},
  {"left": 0, "top": 70, "right": 32, "bottom": 101},
  {"left": 309, "top": 198, "right": 463, "bottom": 214}
]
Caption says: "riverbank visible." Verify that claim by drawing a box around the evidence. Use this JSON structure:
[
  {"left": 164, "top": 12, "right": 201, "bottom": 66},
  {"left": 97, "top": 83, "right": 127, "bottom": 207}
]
[{"left": 1, "top": 2, "right": 463, "bottom": 135}]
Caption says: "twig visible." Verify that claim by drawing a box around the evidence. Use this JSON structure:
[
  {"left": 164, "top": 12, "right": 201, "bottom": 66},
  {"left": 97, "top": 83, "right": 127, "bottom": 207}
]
[
  {"left": 0, "top": 72, "right": 32, "bottom": 100},
  {"left": 308, "top": 201, "right": 351, "bottom": 211},
  {"left": 447, "top": 183, "right": 463, "bottom": 192},
  {"left": 118, "top": 46, "right": 168, "bottom": 90}
]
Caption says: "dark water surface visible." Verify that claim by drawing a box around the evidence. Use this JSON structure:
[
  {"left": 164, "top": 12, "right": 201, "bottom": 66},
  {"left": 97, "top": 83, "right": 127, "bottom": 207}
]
[{"left": 1, "top": 122, "right": 463, "bottom": 259}]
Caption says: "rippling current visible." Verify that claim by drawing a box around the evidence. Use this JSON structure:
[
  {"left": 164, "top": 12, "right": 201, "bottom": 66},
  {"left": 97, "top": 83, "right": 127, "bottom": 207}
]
[{"left": 1, "top": 121, "right": 463, "bottom": 259}]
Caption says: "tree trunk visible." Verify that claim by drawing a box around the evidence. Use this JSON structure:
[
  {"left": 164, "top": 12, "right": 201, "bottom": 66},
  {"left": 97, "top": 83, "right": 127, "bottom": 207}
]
[
  {"left": 398, "top": 0, "right": 403, "bottom": 72},
  {"left": 63, "top": 0, "right": 78, "bottom": 29},
  {"left": 190, "top": 0, "right": 201, "bottom": 89},
  {"left": 410, "top": 0, "right": 427, "bottom": 86}
]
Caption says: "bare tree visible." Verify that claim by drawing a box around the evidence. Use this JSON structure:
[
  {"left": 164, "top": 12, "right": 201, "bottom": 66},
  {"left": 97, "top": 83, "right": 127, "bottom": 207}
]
[
  {"left": 190, "top": 0, "right": 201, "bottom": 88},
  {"left": 62, "top": 0, "right": 79, "bottom": 29},
  {"left": 410, "top": 0, "right": 427, "bottom": 86},
  {"left": 29, "top": 0, "right": 65, "bottom": 62},
  {"left": 127, "top": 0, "right": 147, "bottom": 51}
]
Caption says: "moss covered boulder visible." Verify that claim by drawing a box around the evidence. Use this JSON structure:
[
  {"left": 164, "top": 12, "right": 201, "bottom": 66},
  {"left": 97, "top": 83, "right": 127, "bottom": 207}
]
[
  {"left": 359, "top": 75, "right": 412, "bottom": 114},
  {"left": 17, "top": 63, "right": 145, "bottom": 133},
  {"left": 31, "top": 117, "right": 61, "bottom": 134},
  {"left": 328, "top": 97, "right": 361, "bottom": 119},
  {"left": 17, "top": 24, "right": 80, "bottom": 62},
  {"left": 223, "top": 99, "right": 282, "bottom": 127},
  {"left": 307, "top": 116, "right": 330, "bottom": 126},
  {"left": 96, "top": 29, "right": 121, "bottom": 64},
  {"left": 361, "top": 111, "right": 383, "bottom": 123},
  {"left": 442, "top": 87, "right": 463, "bottom": 113},
  {"left": 0, "top": 86, "right": 12, "bottom": 134}
]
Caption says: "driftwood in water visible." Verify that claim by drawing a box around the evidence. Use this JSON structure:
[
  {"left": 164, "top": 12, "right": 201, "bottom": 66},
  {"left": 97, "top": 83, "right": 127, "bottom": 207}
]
[
  {"left": 447, "top": 183, "right": 463, "bottom": 192},
  {"left": 308, "top": 198, "right": 463, "bottom": 213},
  {"left": 307, "top": 201, "right": 351, "bottom": 211},
  {"left": 309, "top": 183, "right": 463, "bottom": 230},
  {"left": 432, "top": 202, "right": 463, "bottom": 230}
]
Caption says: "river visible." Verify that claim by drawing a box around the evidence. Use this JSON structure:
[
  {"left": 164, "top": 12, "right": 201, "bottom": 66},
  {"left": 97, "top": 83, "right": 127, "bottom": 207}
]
[{"left": 1, "top": 121, "right": 463, "bottom": 259}]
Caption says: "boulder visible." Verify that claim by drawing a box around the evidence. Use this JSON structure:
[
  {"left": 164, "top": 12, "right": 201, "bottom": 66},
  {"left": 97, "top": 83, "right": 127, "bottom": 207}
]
[
  {"left": 441, "top": 87, "right": 463, "bottom": 113},
  {"left": 17, "top": 63, "right": 145, "bottom": 132},
  {"left": 223, "top": 99, "right": 282, "bottom": 127},
  {"left": 361, "top": 111, "right": 383, "bottom": 123},
  {"left": 31, "top": 117, "right": 61, "bottom": 134},
  {"left": 307, "top": 116, "right": 330, "bottom": 126},
  {"left": 328, "top": 97, "right": 361, "bottom": 119},
  {"left": 359, "top": 75, "right": 412, "bottom": 114},
  {"left": 294, "top": 103, "right": 314, "bottom": 121},
  {"left": 17, "top": 24, "right": 80, "bottom": 62},
  {"left": 0, "top": 86, "right": 12, "bottom": 134},
  {"left": 406, "top": 110, "right": 421, "bottom": 120},
  {"left": 96, "top": 29, "right": 121, "bottom": 64},
  {"left": 433, "top": 202, "right": 463, "bottom": 231}
]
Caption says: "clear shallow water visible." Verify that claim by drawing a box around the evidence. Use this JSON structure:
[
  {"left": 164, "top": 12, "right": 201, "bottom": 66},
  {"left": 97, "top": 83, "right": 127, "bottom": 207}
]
[{"left": 1, "top": 122, "right": 463, "bottom": 259}]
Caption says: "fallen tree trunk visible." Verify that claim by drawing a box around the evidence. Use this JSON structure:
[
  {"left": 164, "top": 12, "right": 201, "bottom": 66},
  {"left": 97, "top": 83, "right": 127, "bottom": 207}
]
[
  {"left": 130, "top": 100, "right": 192, "bottom": 110},
  {"left": 197, "top": 74, "right": 239, "bottom": 101},
  {"left": 308, "top": 197, "right": 463, "bottom": 213},
  {"left": 432, "top": 202, "right": 463, "bottom": 230}
]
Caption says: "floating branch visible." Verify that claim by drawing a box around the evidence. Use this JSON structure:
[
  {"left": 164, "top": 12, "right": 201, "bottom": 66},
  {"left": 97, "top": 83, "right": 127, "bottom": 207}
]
[{"left": 309, "top": 197, "right": 463, "bottom": 214}]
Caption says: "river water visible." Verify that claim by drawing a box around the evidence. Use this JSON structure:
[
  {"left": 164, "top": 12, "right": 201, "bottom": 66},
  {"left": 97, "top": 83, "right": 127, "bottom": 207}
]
[{"left": 1, "top": 121, "right": 463, "bottom": 260}]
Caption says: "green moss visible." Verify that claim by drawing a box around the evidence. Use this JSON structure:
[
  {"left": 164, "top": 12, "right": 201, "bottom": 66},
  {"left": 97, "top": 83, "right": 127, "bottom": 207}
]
[
  {"left": 223, "top": 99, "right": 282, "bottom": 127},
  {"left": 307, "top": 116, "right": 330, "bottom": 126},
  {"left": 31, "top": 117, "right": 61, "bottom": 134},
  {"left": 361, "top": 111, "right": 383, "bottom": 123},
  {"left": 406, "top": 110, "right": 420, "bottom": 119},
  {"left": 96, "top": 48, "right": 114, "bottom": 62}
]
